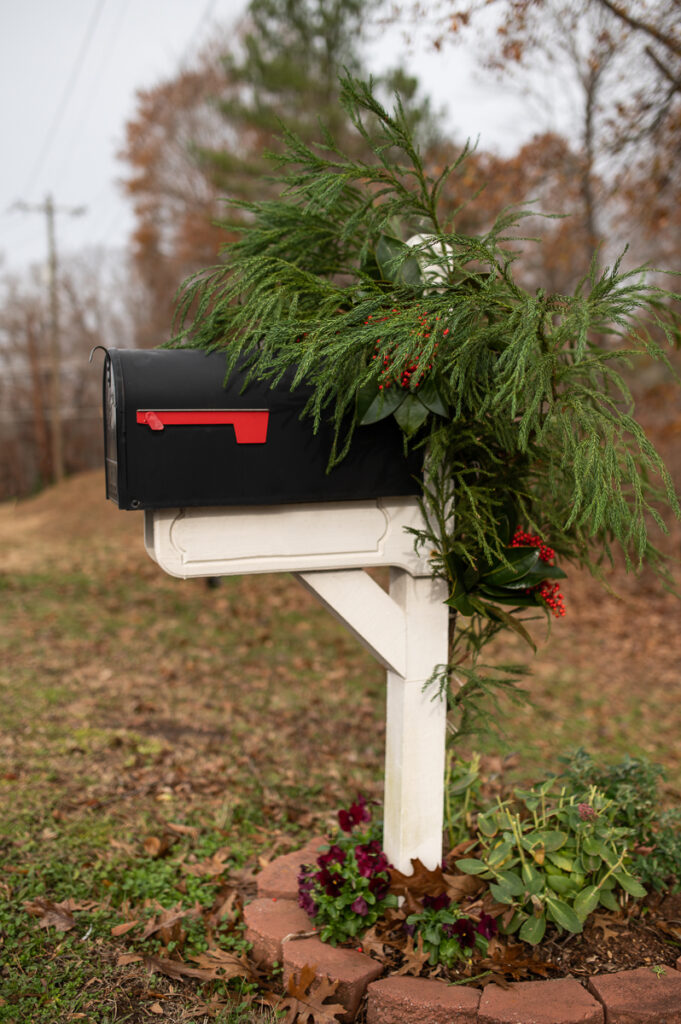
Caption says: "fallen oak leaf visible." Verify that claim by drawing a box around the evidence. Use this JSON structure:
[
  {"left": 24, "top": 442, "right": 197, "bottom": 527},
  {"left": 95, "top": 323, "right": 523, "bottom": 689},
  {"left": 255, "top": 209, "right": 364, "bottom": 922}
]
[
  {"left": 272, "top": 964, "right": 346, "bottom": 1024},
  {"left": 389, "top": 858, "right": 447, "bottom": 899},
  {"left": 395, "top": 932, "right": 430, "bottom": 976},
  {"left": 142, "top": 954, "right": 218, "bottom": 982},
  {"left": 189, "top": 948, "right": 256, "bottom": 982},
  {"left": 24, "top": 897, "right": 77, "bottom": 932},
  {"left": 140, "top": 902, "right": 201, "bottom": 941}
]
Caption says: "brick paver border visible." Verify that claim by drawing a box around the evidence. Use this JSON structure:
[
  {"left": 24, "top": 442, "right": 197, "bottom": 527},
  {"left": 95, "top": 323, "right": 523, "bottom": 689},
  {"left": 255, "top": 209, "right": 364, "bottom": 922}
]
[{"left": 248, "top": 843, "right": 681, "bottom": 1023}]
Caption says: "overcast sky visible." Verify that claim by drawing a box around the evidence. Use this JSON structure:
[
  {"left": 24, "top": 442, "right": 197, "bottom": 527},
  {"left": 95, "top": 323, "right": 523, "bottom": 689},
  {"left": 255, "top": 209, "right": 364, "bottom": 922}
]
[{"left": 0, "top": 0, "right": 563, "bottom": 277}]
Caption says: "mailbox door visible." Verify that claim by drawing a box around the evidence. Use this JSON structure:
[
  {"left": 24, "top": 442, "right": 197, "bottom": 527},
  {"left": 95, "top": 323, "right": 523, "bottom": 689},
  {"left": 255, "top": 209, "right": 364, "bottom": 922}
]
[{"left": 104, "top": 348, "right": 421, "bottom": 510}]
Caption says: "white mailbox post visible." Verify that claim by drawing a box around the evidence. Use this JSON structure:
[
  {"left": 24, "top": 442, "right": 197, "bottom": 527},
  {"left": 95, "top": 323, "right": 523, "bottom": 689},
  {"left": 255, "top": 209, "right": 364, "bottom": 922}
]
[{"left": 144, "top": 497, "right": 449, "bottom": 874}]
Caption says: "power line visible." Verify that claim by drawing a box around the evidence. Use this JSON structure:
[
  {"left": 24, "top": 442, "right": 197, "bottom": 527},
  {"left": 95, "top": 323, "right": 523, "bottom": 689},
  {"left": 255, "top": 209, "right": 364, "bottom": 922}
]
[{"left": 23, "top": 0, "right": 108, "bottom": 198}]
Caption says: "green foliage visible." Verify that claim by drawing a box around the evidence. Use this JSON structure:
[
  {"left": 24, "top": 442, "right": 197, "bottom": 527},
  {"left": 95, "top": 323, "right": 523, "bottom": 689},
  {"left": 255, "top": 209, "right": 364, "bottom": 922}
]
[
  {"left": 174, "top": 71, "right": 681, "bottom": 687},
  {"left": 405, "top": 897, "right": 491, "bottom": 967},
  {"left": 558, "top": 748, "right": 681, "bottom": 892},
  {"left": 444, "top": 753, "right": 484, "bottom": 847},
  {"left": 456, "top": 779, "right": 646, "bottom": 944}
]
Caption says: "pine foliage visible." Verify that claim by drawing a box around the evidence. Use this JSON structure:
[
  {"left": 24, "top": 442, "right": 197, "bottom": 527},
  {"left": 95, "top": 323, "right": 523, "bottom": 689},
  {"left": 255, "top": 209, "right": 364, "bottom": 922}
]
[{"left": 173, "top": 73, "right": 680, "bottom": 659}]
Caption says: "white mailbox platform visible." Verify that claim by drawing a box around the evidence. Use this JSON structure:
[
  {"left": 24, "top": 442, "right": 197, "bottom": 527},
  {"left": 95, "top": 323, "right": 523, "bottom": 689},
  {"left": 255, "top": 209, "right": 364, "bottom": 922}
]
[{"left": 145, "top": 496, "right": 449, "bottom": 874}]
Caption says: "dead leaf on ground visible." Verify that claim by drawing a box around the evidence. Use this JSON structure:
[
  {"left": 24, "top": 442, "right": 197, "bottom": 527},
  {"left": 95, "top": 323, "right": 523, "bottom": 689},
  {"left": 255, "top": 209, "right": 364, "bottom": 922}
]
[
  {"left": 24, "top": 897, "right": 77, "bottom": 932},
  {"left": 271, "top": 965, "right": 346, "bottom": 1024},
  {"left": 111, "top": 920, "right": 139, "bottom": 937},
  {"left": 395, "top": 932, "right": 430, "bottom": 977},
  {"left": 167, "top": 821, "right": 199, "bottom": 839},
  {"left": 140, "top": 902, "right": 201, "bottom": 942},
  {"left": 144, "top": 834, "right": 174, "bottom": 858},
  {"left": 389, "top": 859, "right": 447, "bottom": 899}
]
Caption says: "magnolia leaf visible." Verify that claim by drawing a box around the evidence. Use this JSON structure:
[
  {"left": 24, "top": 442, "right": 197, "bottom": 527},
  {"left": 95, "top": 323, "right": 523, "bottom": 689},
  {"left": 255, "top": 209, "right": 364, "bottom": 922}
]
[
  {"left": 375, "top": 234, "right": 423, "bottom": 289},
  {"left": 393, "top": 393, "right": 430, "bottom": 436},
  {"left": 481, "top": 548, "right": 541, "bottom": 586},
  {"left": 519, "top": 913, "right": 546, "bottom": 945},
  {"left": 477, "top": 588, "right": 539, "bottom": 607},
  {"left": 415, "top": 377, "right": 448, "bottom": 416},
  {"left": 445, "top": 590, "right": 478, "bottom": 616},
  {"left": 481, "top": 603, "right": 537, "bottom": 652},
  {"left": 358, "top": 385, "right": 404, "bottom": 425}
]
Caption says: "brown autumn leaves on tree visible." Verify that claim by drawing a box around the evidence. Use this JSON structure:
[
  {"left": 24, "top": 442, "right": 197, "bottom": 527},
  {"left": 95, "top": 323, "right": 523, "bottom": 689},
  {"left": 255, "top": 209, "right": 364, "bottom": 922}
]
[{"left": 119, "top": 0, "right": 680, "bottom": 352}]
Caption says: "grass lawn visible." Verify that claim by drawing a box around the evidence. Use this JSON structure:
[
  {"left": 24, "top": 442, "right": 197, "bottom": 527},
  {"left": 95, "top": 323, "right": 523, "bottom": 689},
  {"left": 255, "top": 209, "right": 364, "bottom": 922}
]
[{"left": 1, "top": 470, "right": 679, "bottom": 1021}]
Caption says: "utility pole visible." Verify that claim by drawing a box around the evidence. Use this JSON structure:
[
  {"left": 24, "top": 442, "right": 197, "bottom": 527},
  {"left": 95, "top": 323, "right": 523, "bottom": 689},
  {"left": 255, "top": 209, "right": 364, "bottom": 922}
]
[{"left": 11, "top": 195, "right": 86, "bottom": 482}]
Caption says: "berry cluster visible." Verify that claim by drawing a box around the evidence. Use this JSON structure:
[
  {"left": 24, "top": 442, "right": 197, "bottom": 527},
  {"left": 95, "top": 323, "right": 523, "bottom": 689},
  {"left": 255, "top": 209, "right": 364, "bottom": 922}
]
[
  {"left": 366, "top": 308, "right": 444, "bottom": 390},
  {"left": 511, "top": 527, "right": 556, "bottom": 564},
  {"left": 511, "top": 526, "right": 566, "bottom": 618}
]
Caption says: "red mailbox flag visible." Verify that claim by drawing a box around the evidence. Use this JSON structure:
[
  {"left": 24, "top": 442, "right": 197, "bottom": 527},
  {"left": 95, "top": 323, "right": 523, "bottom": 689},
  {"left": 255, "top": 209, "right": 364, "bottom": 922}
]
[{"left": 136, "top": 409, "right": 269, "bottom": 444}]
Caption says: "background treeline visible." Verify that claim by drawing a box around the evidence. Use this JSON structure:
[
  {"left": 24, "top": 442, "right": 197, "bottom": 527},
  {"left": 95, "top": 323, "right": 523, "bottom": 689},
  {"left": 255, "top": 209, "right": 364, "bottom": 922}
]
[{"left": 1, "top": 0, "right": 679, "bottom": 500}]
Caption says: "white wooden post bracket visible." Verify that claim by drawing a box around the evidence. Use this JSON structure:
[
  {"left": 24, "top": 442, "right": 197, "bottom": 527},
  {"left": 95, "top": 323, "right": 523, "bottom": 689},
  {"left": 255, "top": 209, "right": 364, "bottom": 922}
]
[
  {"left": 294, "top": 569, "right": 406, "bottom": 676},
  {"left": 296, "top": 566, "right": 449, "bottom": 874}
]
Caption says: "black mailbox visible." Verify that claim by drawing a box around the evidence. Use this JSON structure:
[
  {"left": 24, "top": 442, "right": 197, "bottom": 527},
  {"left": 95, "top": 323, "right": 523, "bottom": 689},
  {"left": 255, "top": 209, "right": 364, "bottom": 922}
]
[{"left": 103, "top": 348, "right": 421, "bottom": 510}]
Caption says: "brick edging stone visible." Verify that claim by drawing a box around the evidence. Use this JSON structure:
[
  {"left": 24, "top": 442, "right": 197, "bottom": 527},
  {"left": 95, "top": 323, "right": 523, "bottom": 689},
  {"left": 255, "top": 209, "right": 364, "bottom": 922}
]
[{"left": 246, "top": 841, "right": 681, "bottom": 1023}]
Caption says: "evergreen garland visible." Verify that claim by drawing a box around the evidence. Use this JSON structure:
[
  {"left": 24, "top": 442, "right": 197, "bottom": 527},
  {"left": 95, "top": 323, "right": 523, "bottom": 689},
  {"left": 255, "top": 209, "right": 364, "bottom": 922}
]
[{"left": 173, "top": 73, "right": 680, "bottom": 702}]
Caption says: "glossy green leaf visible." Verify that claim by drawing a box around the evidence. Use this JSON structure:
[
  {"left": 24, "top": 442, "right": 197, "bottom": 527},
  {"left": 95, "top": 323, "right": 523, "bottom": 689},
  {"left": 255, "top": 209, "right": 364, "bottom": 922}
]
[
  {"left": 375, "top": 234, "right": 423, "bottom": 289},
  {"left": 480, "top": 548, "right": 542, "bottom": 586},
  {"left": 416, "top": 377, "right": 448, "bottom": 416},
  {"left": 358, "top": 385, "right": 404, "bottom": 425},
  {"left": 481, "top": 603, "right": 536, "bottom": 652},
  {"left": 394, "top": 393, "right": 430, "bottom": 436},
  {"left": 522, "top": 862, "right": 544, "bottom": 896}
]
